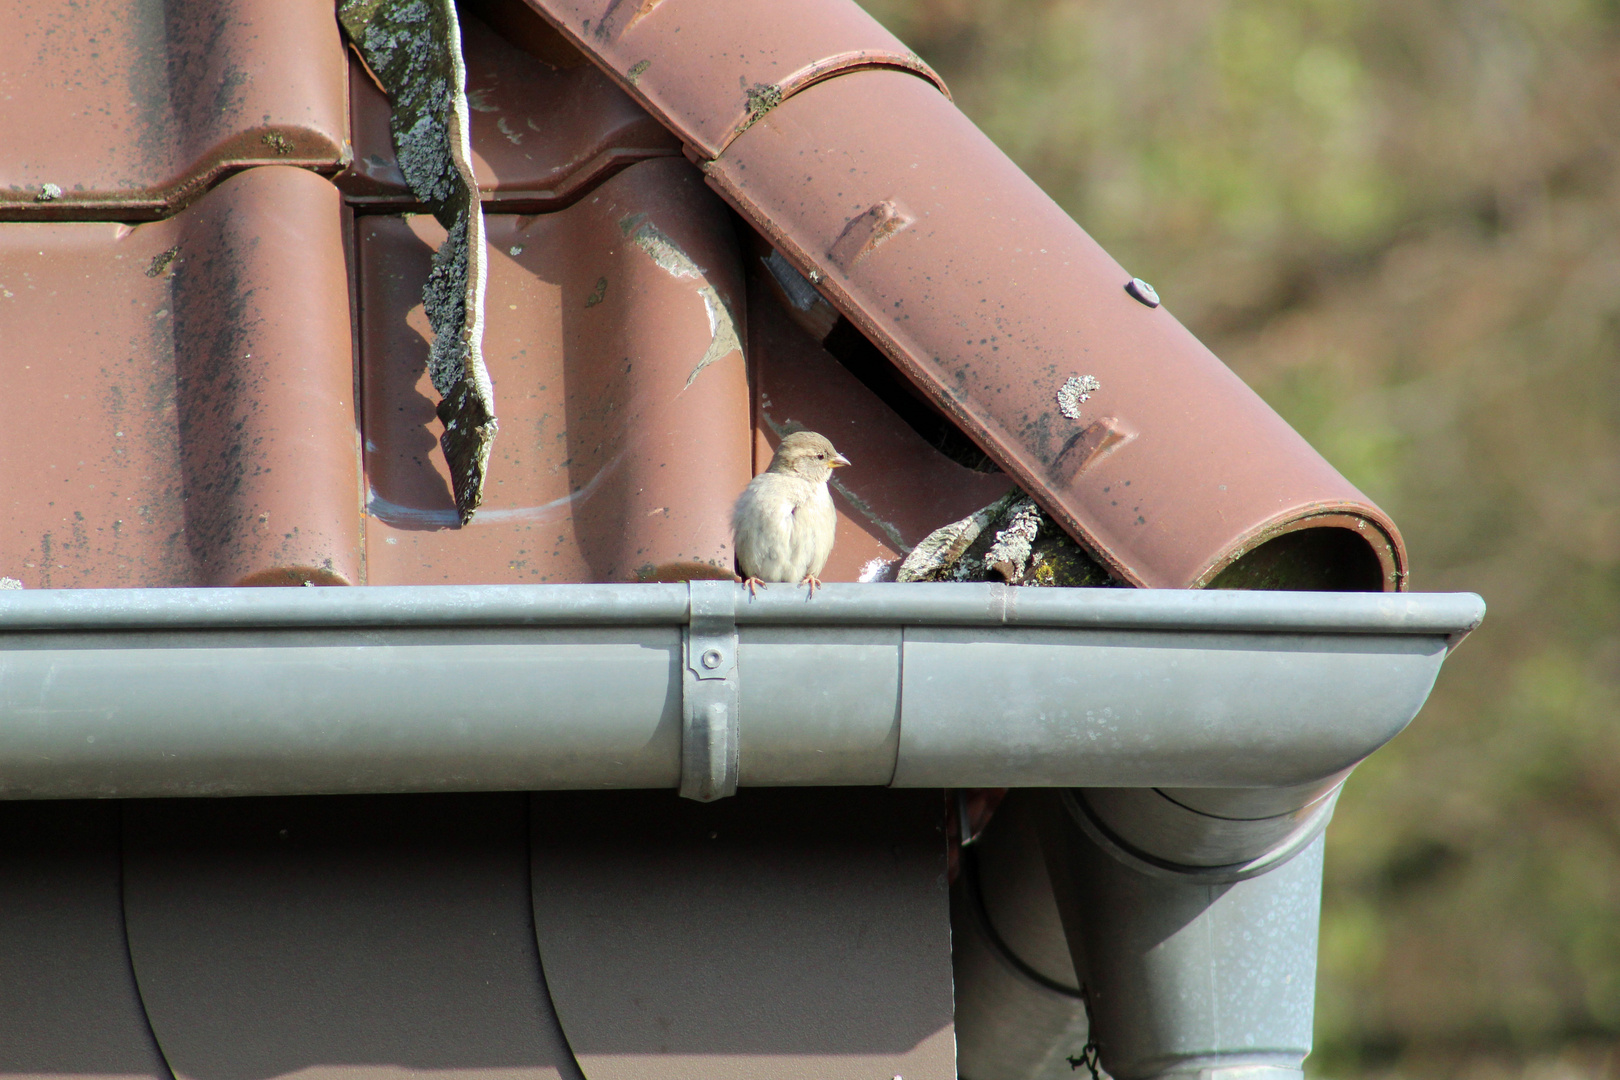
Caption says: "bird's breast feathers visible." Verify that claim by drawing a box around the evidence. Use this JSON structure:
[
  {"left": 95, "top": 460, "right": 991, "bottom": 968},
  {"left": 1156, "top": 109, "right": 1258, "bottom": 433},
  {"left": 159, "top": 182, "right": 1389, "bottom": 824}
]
[{"left": 733, "top": 474, "right": 837, "bottom": 582}]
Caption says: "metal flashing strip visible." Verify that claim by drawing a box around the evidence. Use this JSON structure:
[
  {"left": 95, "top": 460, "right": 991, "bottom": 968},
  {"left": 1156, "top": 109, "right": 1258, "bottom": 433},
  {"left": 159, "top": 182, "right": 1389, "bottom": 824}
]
[{"left": 0, "top": 583, "right": 1483, "bottom": 799}]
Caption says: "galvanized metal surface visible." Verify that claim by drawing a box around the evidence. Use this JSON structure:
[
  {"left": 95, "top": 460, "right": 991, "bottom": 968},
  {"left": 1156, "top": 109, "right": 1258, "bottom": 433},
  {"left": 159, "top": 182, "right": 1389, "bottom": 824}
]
[
  {"left": 0, "top": 166, "right": 361, "bottom": 588},
  {"left": 1041, "top": 793, "right": 1327, "bottom": 1080},
  {"left": 341, "top": 12, "right": 682, "bottom": 209},
  {"left": 952, "top": 793, "right": 1091, "bottom": 1080},
  {"left": 1076, "top": 783, "right": 1343, "bottom": 880},
  {"left": 0, "top": 583, "right": 1482, "bottom": 798},
  {"left": 0, "top": 579, "right": 1484, "bottom": 632},
  {"left": 513, "top": 0, "right": 949, "bottom": 159},
  {"left": 0, "top": 0, "right": 348, "bottom": 220},
  {"left": 529, "top": 789, "right": 956, "bottom": 1080},
  {"left": 360, "top": 157, "right": 750, "bottom": 584},
  {"left": 706, "top": 69, "right": 1406, "bottom": 590},
  {"left": 681, "top": 578, "right": 741, "bottom": 801}
]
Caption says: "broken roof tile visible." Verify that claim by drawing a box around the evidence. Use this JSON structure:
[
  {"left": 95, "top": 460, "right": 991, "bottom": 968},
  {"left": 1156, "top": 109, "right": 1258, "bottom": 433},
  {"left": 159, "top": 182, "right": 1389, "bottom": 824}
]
[
  {"left": 0, "top": 167, "right": 361, "bottom": 588},
  {"left": 0, "top": 0, "right": 349, "bottom": 220},
  {"left": 513, "top": 0, "right": 949, "bottom": 159}
]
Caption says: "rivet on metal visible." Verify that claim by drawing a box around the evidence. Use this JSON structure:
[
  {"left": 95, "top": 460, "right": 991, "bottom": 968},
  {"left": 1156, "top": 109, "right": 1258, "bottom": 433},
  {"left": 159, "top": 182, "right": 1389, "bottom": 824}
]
[
  {"left": 1125, "top": 277, "right": 1160, "bottom": 307},
  {"left": 701, "top": 647, "right": 723, "bottom": 669}
]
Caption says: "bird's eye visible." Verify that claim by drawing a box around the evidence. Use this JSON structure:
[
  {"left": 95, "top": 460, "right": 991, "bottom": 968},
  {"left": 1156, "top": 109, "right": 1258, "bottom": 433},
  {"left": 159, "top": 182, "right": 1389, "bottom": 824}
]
[{"left": 817, "top": 453, "right": 825, "bottom": 460}]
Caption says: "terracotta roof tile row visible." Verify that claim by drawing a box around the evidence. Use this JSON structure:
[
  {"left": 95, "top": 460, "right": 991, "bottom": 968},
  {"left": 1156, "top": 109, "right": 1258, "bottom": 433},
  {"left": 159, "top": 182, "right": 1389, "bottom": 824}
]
[
  {"left": 341, "top": 13, "right": 682, "bottom": 210},
  {"left": 0, "top": 0, "right": 349, "bottom": 219},
  {"left": 0, "top": 0, "right": 1405, "bottom": 592},
  {"left": 0, "top": 167, "right": 359, "bottom": 588},
  {"left": 360, "top": 157, "right": 751, "bottom": 584}
]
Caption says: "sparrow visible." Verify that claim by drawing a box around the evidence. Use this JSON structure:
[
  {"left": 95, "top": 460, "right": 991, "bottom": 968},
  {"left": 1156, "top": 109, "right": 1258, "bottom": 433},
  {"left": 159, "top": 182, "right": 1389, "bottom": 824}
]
[{"left": 732, "top": 430, "right": 850, "bottom": 595}]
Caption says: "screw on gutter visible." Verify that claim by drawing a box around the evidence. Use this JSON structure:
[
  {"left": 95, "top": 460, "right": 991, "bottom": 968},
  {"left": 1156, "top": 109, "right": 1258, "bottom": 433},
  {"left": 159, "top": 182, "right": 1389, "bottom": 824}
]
[
  {"left": 1125, "top": 277, "right": 1160, "bottom": 307},
  {"left": 701, "top": 647, "right": 723, "bottom": 669},
  {"left": 35, "top": 183, "right": 62, "bottom": 202}
]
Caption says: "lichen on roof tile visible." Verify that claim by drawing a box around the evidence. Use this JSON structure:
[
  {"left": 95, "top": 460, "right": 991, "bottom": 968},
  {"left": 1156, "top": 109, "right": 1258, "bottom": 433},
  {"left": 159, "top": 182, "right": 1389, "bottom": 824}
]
[{"left": 340, "top": 0, "right": 497, "bottom": 523}]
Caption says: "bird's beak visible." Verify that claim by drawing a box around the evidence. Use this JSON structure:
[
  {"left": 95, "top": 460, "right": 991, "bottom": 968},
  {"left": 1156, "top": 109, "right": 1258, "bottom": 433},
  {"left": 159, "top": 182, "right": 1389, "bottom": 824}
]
[{"left": 830, "top": 453, "right": 852, "bottom": 468}]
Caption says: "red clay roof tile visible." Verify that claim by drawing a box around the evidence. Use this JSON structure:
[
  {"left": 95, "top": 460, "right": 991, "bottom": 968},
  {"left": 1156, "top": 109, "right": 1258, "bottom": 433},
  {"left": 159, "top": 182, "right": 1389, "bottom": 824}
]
[
  {"left": 0, "top": 167, "right": 361, "bottom": 587},
  {"left": 0, "top": 0, "right": 349, "bottom": 220},
  {"left": 513, "top": 0, "right": 949, "bottom": 159},
  {"left": 707, "top": 69, "right": 1404, "bottom": 589},
  {"left": 0, "top": 0, "right": 1403, "bottom": 593},
  {"left": 361, "top": 157, "right": 750, "bottom": 584},
  {"left": 340, "top": 13, "right": 681, "bottom": 210}
]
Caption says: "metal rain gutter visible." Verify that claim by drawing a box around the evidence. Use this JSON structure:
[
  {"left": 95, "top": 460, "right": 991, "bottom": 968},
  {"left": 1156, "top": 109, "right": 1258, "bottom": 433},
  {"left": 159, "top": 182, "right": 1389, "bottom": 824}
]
[{"left": 0, "top": 581, "right": 1484, "bottom": 801}]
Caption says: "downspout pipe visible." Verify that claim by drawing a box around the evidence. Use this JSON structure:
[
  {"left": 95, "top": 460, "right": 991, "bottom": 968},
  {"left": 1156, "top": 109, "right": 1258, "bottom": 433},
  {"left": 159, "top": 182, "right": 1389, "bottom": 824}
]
[
  {"left": 1037, "top": 709, "right": 1461, "bottom": 1080},
  {"left": 0, "top": 581, "right": 1482, "bottom": 801}
]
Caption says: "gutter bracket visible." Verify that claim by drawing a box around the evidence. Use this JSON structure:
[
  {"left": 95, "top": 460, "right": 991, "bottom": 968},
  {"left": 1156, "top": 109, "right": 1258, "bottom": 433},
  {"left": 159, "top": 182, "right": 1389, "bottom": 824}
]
[{"left": 680, "top": 580, "right": 740, "bottom": 802}]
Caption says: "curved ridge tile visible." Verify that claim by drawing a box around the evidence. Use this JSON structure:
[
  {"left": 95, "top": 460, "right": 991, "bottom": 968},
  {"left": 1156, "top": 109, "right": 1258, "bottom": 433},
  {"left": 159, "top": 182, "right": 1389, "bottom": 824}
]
[
  {"left": 341, "top": 13, "right": 681, "bottom": 209},
  {"left": 362, "top": 156, "right": 749, "bottom": 584},
  {"left": 529, "top": 790, "right": 956, "bottom": 1080},
  {"left": 122, "top": 795, "right": 580, "bottom": 1080},
  {"left": 511, "top": 0, "right": 948, "bottom": 159},
  {"left": 0, "top": 0, "right": 348, "bottom": 220},
  {"left": 0, "top": 166, "right": 361, "bottom": 588},
  {"left": 0, "top": 802, "right": 173, "bottom": 1080},
  {"left": 707, "top": 70, "right": 1406, "bottom": 590}
]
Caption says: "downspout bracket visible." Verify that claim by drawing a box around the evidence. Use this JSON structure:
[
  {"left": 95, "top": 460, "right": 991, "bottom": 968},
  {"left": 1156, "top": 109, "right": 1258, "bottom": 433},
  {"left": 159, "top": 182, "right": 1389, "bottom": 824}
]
[{"left": 681, "top": 580, "right": 740, "bottom": 801}]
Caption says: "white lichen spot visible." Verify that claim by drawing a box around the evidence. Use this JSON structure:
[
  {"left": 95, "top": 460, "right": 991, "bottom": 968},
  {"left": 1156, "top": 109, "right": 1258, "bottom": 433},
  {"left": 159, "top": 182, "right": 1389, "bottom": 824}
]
[
  {"left": 0, "top": 577, "right": 24, "bottom": 589},
  {"left": 508, "top": 245, "right": 523, "bottom": 256},
  {"left": 858, "top": 557, "right": 898, "bottom": 582},
  {"left": 896, "top": 491, "right": 1020, "bottom": 582},
  {"left": 619, "top": 213, "right": 742, "bottom": 389},
  {"left": 1057, "top": 374, "right": 1101, "bottom": 419},
  {"left": 984, "top": 497, "right": 1042, "bottom": 578},
  {"left": 35, "top": 183, "right": 62, "bottom": 202}
]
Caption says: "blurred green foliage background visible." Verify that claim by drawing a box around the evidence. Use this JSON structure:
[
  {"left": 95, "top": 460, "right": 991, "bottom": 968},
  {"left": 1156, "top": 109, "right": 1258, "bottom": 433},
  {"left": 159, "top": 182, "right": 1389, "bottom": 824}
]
[{"left": 855, "top": 0, "right": 1620, "bottom": 1075}]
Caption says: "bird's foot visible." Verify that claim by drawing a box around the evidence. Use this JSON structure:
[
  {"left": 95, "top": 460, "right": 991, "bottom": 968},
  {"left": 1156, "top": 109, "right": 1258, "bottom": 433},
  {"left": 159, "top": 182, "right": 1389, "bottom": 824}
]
[
  {"left": 741, "top": 575, "right": 766, "bottom": 597},
  {"left": 800, "top": 573, "right": 824, "bottom": 597}
]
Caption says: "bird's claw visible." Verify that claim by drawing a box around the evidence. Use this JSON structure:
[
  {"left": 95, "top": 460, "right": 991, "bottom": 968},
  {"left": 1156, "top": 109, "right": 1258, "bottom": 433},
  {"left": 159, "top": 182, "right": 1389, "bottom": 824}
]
[
  {"left": 741, "top": 575, "right": 765, "bottom": 598},
  {"left": 800, "top": 574, "right": 823, "bottom": 597}
]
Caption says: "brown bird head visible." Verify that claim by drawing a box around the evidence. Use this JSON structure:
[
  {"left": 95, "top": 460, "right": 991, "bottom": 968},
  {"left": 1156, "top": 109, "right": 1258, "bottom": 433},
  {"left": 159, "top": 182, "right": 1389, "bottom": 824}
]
[{"left": 766, "top": 430, "right": 851, "bottom": 484}]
